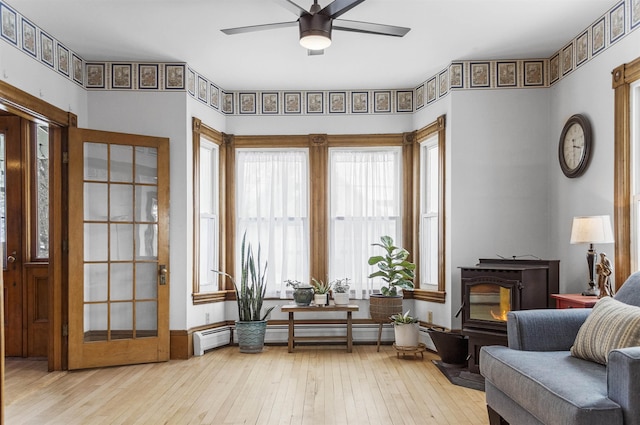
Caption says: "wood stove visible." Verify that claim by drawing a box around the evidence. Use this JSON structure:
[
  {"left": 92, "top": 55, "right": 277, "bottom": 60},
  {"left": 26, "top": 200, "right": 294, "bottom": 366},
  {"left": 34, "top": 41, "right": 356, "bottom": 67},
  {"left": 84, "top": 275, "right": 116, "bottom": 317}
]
[{"left": 460, "top": 259, "right": 559, "bottom": 373}]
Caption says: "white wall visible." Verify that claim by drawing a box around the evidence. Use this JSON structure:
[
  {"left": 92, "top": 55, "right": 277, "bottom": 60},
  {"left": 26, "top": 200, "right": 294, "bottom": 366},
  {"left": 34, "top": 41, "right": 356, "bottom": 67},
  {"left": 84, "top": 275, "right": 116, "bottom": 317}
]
[{"left": 548, "top": 31, "right": 639, "bottom": 294}]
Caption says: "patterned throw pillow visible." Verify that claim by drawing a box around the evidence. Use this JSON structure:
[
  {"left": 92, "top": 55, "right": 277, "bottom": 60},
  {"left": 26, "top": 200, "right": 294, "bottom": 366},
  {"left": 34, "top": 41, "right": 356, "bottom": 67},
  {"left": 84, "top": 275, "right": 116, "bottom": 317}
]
[{"left": 571, "top": 296, "right": 640, "bottom": 364}]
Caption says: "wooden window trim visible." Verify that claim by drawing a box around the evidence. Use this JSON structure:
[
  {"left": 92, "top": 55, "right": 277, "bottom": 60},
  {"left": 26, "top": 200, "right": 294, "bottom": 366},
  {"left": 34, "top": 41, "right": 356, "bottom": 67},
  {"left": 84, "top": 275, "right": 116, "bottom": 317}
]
[
  {"left": 191, "top": 117, "right": 228, "bottom": 304},
  {"left": 613, "top": 56, "right": 640, "bottom": 289},
  {"left": 412, "top": 115, "right": 446, "bottom": 303}
]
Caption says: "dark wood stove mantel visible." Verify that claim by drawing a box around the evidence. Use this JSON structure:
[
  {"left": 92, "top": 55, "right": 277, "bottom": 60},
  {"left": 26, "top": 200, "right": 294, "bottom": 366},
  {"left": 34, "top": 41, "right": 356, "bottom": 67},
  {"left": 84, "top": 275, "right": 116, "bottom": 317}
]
[{"left": 459, "top": 259, "right": 559, "bottom": 373}]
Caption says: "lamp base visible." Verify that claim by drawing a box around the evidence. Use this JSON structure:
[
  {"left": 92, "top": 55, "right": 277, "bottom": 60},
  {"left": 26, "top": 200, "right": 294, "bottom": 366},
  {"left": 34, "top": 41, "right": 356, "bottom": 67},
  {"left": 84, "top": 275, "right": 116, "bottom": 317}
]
[{"left": 581, "top": 286, "right": 598, "bottom": 297}]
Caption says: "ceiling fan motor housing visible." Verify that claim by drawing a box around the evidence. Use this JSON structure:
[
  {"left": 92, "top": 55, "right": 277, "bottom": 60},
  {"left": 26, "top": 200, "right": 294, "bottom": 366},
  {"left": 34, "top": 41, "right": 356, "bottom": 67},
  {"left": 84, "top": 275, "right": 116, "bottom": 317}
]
[{"left": 299, "top": 13, "right": 332, "bottom": 44}]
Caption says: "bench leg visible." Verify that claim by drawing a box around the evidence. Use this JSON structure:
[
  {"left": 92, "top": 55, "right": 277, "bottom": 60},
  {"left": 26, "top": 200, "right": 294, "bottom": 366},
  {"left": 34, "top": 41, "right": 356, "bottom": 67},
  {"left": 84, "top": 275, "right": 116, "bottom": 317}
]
[
  {"left": 288, "top": 312, "right": 294, "bottom": 353},
  {"left": 376, "top": 323, "right": 383, "bottom": 352}
]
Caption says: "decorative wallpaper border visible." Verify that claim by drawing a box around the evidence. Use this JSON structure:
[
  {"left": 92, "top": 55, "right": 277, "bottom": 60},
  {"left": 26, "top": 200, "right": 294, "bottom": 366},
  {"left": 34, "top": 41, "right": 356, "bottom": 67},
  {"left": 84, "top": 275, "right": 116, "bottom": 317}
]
[{"left": 1, "top": 0, "right": 639, "bottom": 116}]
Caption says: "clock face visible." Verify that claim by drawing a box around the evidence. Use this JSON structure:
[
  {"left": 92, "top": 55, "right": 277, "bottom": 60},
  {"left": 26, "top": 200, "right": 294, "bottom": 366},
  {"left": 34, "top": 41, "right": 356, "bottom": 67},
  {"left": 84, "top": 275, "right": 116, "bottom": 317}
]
[
  {"left": 558, "top": 114, "right": 592, "bottom": 178},
  {"left": 562, "top": 122, "right": 585, "bottom": 170}
]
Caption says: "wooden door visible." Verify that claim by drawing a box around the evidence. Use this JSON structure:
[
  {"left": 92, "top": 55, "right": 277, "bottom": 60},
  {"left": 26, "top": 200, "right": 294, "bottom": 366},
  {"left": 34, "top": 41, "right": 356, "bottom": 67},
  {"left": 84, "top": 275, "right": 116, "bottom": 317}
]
[
  {"left": 0, "top": 116, "right": 23, "bottom": 357},
  {"left": 68, "top": 128, "right": 170, "bottom": 370}
]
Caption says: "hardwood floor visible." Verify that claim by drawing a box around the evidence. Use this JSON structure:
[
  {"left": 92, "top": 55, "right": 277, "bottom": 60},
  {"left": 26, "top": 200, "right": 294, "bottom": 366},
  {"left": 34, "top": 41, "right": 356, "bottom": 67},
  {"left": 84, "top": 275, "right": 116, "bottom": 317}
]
[{"left": 6, "top": 346, "right": 488, "bottom": 425}]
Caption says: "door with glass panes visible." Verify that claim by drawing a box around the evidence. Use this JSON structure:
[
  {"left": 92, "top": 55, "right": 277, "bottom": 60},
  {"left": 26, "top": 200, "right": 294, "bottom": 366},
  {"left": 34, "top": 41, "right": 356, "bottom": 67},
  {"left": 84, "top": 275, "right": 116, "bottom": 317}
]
[{"left": 68, "top": 128, "right": 169, "bottom": 370}]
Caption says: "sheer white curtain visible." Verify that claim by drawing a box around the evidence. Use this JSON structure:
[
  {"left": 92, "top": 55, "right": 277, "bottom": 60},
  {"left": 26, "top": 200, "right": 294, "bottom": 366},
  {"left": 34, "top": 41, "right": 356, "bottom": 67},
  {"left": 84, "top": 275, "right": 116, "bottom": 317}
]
[
  {"left": 236, "top": 149, "right": 309, "bottom": 298},
  {"left": 329, "top": 147, "right": 402, "bottom": 299}
]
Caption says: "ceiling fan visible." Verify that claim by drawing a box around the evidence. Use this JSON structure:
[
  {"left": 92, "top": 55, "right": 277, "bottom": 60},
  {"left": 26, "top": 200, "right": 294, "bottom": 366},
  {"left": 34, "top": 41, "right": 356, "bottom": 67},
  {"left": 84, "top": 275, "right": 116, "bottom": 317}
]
[{"left": 221, "top": 0, "right": 411, "bottom": 55}]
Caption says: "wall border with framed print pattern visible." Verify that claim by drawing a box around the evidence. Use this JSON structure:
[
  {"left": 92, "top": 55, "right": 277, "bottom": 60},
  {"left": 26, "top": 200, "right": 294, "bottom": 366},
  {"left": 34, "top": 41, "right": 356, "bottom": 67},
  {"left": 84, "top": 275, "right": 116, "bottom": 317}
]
[
  {"left": 262, "top": 92, "right": 278, "bottom": 114},
  {"left": 1, "top": 0, "right": 639, "bottom": 117},
  {"left": 374, "top": 91, "right": 391, "bottom": 113},
  {"left": 523, "top": 61, "right": 544, "bottom": 86},
  {"left": 497, "top": 62, "right": 517, "bottom": 87},
  {"left": 210, "top": 84, "right": 220, "bottom": 109},
  {"left": 86, "top": 63, "right": 105, "bottom": 89},
  {"left": 112, "top": 63, "right": 132, "bottom": 89},
  {"left": 351, "top": 91, "right": 368, "bottom": 113},
  {"left": 222, "top": 92, "right": 233, "bottom": 114},
  {"left": 470, "top": 62, "right": 490, "bottom": 88},
  {"left": 284, "top": 92, "right": 301, "bottom": 114},
  {"left": 610, "top": 1, "right": 626, "bottom": 43},
  {"left": 197, "top": 76, "right": 208, "bottom": 103},
  {"left": 415, "top": 85, "right": 424, "bottom": 109},
  {"left": 239, "top": 92, "right": 256, "bottom": 114},
  {"left": 57, "top": 44, "right": 69, "bottom": 76},
  {"left": 0, "top": 2, "right": 17, "bottom": 45},
  {"left": 632, "top": 0, "right": 640, "bottom": 29},
  {"left": 426, "top": 77, "right": 436, "bottom": 104},
  {"left": 329, "top": 92, "right": 346, "bottom": 113},
  {"left": 21, "top": 17, "right": 36, "bottom": 57},
  {"left": 139, "top": 64, "right": 158, "bottom": 90},
  {"left": 307, "top": 92, "right": 323, "bottom": 114},
  {"left": 40, "top": 31, "right": 54, "bottom": 68},
  {"left": 576, "top": 30, "right": 589, "bottom": 67},
  {"left": 165, "top": 64, "right": 185, "bottom": 90}
]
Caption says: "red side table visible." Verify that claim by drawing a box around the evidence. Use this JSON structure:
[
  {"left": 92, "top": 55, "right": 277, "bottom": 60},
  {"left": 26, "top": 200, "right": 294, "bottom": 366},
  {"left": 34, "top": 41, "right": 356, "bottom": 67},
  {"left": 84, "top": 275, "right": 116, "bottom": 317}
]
[{"left": 551, "top": 294, "right": 598, "bottom": 309}]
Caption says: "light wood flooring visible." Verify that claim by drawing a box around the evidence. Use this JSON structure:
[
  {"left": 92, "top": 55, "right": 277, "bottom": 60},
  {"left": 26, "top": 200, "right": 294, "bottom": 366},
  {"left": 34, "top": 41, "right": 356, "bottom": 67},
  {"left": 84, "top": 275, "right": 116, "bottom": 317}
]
[{"left": 6, "top": 345, "right": 488, "bottom": 425}]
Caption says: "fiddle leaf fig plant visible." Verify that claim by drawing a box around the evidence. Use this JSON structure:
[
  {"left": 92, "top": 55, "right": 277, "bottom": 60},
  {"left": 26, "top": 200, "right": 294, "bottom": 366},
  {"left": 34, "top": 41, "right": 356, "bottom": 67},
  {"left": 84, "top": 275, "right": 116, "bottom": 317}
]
[{"left": 367, "top": 235, "right": 415, "bottom": 296}]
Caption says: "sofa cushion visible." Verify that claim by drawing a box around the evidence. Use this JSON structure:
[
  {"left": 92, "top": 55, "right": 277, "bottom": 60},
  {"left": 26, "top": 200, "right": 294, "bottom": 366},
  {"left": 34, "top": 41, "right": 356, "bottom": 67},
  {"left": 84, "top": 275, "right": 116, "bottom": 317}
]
[
  {"left": 481, "top": 346, "right": 622, "bottom": 425},
  {"left": 571, "top": 297, "right": 640, "bottom": 365}
]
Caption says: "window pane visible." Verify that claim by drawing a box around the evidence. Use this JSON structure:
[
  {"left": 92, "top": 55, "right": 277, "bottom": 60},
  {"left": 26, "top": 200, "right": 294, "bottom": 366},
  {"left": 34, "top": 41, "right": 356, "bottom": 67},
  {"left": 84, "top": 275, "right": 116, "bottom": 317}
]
[
  {"left": 35, "top": 125, "right": 49, "bottom": 258},
  {"left": 329, "top": 148, "right": 402, "bottom": 297},
  {"left": 198, "top": 140, "right": 219, "bottom": 294},
  {"left": 420, "top": 136, "right": 439, "bottom": 286},
  {"left": 236, "top": 149, "right": 309, "bottom": 297}
]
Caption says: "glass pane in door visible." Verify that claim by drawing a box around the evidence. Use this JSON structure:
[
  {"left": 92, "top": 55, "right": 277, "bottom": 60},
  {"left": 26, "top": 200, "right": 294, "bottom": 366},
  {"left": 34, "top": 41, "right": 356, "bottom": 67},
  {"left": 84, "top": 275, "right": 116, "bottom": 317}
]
[{"left": 82, "top": 142, "right": 159, "bottom": 343}]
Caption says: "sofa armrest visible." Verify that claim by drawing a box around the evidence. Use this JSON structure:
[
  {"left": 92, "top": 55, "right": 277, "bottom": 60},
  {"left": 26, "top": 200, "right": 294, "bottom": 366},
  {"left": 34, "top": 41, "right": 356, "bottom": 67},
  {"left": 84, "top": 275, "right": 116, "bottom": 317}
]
[
  {"left": 608, "top": 346, "right": 640, "bottom": 425},
  {"left": 507, "top": 308, "right": 591, "bottom": 351}
]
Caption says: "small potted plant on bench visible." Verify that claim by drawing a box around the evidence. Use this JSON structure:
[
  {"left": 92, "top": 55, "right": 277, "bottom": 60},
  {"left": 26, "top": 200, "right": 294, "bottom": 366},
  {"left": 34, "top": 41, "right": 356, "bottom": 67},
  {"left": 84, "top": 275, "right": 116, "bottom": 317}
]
[
  {"left": 311, "top": 278, "right": 331, "bottom": 306},
  {"left": 332, "top": 278, "right": 351, "bottom": 305}
]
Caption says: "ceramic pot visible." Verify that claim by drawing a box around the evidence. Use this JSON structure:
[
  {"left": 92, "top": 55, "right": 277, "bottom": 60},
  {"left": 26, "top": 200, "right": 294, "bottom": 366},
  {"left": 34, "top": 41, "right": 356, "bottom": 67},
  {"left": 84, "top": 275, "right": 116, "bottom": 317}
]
[
  {"left": 333, "top": 292, "right": 350, "bottom": 305},
  {"left": 235, "top": 320, "right": 268, "bottom": 353},
  {"left": 393, "top": 322, "right": 419, "bottom": 348},
  {"left": 314, "top": 293, "right": 329, "bottom": 306},
  {"left": 293, "top": 286, "right": 314, "bottom": 306}
]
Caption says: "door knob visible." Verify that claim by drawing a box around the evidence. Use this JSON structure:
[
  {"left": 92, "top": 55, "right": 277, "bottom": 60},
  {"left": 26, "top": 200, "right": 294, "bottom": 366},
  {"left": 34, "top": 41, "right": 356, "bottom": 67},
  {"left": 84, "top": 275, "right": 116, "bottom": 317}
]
[
  {"left": 7, "top": 250, "right": 16, "bottom": 263},
  {"left": 159, "top": 265, "right": 167, "bottom": 285}
]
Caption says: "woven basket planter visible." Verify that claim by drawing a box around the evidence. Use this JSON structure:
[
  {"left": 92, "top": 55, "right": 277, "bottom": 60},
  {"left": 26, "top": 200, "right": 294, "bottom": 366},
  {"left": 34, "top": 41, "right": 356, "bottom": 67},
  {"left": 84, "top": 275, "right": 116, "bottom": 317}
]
[{"left": 369, "top": 294, "right": 403, "bottom": 323}]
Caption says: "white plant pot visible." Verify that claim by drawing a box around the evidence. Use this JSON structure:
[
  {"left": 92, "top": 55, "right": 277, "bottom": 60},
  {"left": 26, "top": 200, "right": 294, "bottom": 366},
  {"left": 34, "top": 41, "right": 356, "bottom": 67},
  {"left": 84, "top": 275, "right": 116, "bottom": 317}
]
[
  {"left": 314, "top": 293, "right": 328, "bottom": 306},
  {"left": 333, "top": 292, "right": 350, "bottom": 305},
  {"left": 394, "top": 322, "right": 419, "bottom": 348}
]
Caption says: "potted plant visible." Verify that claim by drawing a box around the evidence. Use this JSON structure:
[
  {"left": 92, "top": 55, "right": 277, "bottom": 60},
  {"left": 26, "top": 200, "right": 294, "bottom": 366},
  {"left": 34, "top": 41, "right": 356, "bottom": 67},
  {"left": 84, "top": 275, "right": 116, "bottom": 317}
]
[
  {"left": 285, "top": 279, "right": 314, "bottom": 306},
  {"left": 311, "top": 278, "right": 331, "bottom": 306},
  {"left": 367, "top": 235, "right": 416, "bottom": 323},
  {"left": 332, "top": 278, "right": 350, "bottom": 305},
  {"left": 390, "top": 310, "right": 419, "bottom": 348},
  {"left": 217, "top": 233, "right": 275, "bottom": 353}
]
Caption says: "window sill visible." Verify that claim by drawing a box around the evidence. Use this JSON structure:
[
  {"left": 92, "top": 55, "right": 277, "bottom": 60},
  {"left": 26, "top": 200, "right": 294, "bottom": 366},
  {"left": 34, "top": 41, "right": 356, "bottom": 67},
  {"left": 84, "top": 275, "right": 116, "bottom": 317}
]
[
  {"left": 192, "top": 290, "right": 230, "bottom": 304},
  {"left": 412, "top": 289, "right": 446, "bottom": 303}
]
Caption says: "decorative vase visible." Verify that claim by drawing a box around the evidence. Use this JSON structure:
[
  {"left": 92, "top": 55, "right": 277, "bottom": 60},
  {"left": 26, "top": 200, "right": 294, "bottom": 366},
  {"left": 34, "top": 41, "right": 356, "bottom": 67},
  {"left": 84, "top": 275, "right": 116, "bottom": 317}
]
[
  {"left": 293, "top": 286, "right": 314, "bottom": 306},
  {"left": 314, "top": 293, "right": 329, "bottom": 306},
  {"left": 333, "top": 292, "right": 350, "bottom": 306},
  {"left": 235, "top": 320, "right": 268, "bottom": 353},
  {"left": 394, "top": 322, "right": 419, "bottom": 348},
  {"left": 369, "top": 294, "right": 403, "bottom": 322}
]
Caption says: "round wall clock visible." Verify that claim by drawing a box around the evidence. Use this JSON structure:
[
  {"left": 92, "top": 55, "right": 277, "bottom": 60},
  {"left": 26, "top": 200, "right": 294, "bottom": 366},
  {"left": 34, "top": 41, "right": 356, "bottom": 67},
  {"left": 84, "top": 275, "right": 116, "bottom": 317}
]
[{"left": 558, "top": 114, "right": 592, "bottom": 178}]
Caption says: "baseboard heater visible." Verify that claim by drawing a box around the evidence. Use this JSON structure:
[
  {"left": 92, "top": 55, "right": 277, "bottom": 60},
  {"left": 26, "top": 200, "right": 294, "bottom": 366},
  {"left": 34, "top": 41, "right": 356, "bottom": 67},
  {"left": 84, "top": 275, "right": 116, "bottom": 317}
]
[{"left": 193, "top": 326, "right": 231, "bottom": 356}]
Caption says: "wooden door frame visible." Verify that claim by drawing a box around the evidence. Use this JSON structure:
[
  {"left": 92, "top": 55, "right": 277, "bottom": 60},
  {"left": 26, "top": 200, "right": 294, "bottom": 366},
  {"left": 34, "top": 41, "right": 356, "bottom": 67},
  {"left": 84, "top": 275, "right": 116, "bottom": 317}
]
[{"left": 0, "top": 79, "right": 75, "bottom": 375}]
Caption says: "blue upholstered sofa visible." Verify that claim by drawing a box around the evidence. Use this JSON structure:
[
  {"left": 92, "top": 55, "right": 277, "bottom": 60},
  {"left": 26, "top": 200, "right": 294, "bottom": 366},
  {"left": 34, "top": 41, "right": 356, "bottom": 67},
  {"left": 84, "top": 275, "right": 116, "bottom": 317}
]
[{"left": 480, "top": 271, "right": 640, "bottom": 425}]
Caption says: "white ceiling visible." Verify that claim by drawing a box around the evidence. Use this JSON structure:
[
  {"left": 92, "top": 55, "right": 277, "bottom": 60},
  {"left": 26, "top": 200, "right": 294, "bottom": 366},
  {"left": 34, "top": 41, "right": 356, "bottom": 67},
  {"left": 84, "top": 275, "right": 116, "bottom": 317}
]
[{"left": 7, "top": 0, "right": 616, "bottom": 91}]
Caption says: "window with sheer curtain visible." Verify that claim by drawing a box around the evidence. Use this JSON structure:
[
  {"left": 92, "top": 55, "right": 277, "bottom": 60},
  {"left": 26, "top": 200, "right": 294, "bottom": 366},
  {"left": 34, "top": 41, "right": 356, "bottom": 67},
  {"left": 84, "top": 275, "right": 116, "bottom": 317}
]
[
  {"left": 328, "top": 147, "right": 403, "bottom": 299},
  {"left": 236, "top": 149, "right": 310, "bottom": 298}
]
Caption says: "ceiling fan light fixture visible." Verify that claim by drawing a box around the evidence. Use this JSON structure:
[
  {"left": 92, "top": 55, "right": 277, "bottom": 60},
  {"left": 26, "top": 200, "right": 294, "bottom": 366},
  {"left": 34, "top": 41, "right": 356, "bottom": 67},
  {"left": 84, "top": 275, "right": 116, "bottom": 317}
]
[{"left": 299, "top": 13, "right": 332, "bottom": 50}]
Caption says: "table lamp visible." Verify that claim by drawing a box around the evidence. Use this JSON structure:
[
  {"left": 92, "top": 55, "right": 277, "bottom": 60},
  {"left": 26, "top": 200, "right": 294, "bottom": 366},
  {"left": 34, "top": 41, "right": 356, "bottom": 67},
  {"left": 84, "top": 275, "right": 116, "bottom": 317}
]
[{"left": 570, "top": 215, "right": 614, "bottom": 296}]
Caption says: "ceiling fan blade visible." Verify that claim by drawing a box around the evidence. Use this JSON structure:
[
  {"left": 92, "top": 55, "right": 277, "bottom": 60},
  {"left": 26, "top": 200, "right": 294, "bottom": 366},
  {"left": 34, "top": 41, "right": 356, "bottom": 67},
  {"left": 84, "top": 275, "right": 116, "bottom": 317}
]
[
  {"left": 308, "top": 49, "right": 324, "bottom": 56},
  {"left": 319, "top": 0, "right": 366, "bottom": 19},
  {"left": 273, "top": 0, "right": 309, "bottom": 17},
  {"left": 221, "top": 21, "right": 298, "bottom": 35},
  {"left": 333, "top": 19, "right": 410, "bottom": 37}
]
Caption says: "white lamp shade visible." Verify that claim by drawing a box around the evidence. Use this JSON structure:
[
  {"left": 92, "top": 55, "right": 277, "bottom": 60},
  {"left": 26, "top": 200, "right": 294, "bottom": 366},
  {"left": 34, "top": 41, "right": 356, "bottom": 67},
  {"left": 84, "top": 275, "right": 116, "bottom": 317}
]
[{"left": 570, "top": 215, "right": 614, "bottom": 244}]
